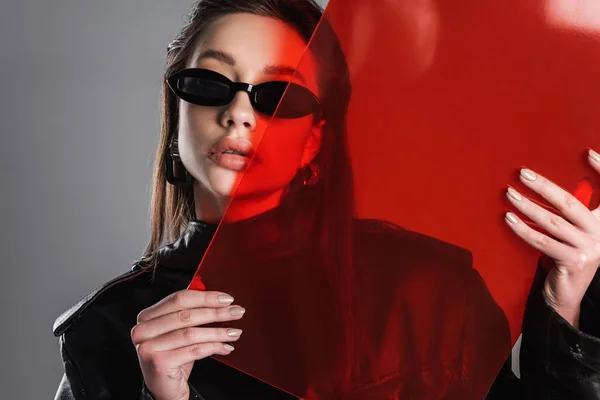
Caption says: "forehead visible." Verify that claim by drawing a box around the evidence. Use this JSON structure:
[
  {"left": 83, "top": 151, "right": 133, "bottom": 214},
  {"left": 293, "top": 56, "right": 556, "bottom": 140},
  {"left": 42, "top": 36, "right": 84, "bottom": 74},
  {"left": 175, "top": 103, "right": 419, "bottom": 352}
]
[{"left": 188, "top": 13, "right": 318, "bottom": 86}]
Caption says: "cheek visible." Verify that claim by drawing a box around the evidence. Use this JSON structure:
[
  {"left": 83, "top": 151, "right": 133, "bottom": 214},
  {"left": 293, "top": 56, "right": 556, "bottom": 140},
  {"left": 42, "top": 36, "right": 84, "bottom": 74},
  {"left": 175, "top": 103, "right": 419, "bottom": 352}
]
[
  {"left": 177, "top": 104, "right": 215, "bottom": 161},
  {"left": 257, "top": 119, "right": 313, "bottom": 176}
]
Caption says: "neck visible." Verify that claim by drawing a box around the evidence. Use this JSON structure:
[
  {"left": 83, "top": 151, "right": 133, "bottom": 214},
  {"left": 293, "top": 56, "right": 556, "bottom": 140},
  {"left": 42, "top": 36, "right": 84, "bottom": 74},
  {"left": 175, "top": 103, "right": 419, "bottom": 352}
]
[{"left": 193, "top": 183, "right": 286, "bottom": 224}]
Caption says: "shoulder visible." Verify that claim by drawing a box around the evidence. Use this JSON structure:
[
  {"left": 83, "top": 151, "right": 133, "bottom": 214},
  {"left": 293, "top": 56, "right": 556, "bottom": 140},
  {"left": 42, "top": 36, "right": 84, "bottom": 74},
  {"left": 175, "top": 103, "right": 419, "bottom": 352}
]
[
  {"left": 352, "top": 218, "right": 485, "bottom": 300},
  {"left": 53, "top": 256, "right": 193, "bottom": 339},
  {"left": 353, "top": 218, "right": 473, "bottom": 272},
  {"left": 53, "top": 265, "right": 153, "bottom": 337},
  {"left": 351, "top": 219, "right": 507, "bottom": 339},
  {"left": 53, "top": 223, "right": 213, "bottom": 340}
]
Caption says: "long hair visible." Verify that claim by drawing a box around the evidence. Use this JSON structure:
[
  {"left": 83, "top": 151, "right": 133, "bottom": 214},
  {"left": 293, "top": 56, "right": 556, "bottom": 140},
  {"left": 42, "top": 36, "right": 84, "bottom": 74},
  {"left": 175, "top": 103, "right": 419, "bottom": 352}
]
[{"left": 142, "top": 0, "right": 358, "bottom": 393}]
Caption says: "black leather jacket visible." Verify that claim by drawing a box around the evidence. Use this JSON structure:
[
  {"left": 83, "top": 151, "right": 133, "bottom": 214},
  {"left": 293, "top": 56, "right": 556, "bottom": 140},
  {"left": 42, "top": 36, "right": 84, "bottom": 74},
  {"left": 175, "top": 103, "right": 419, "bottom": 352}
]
[{"left": 53, "top": 216, "right": 600, "bottom": 399}]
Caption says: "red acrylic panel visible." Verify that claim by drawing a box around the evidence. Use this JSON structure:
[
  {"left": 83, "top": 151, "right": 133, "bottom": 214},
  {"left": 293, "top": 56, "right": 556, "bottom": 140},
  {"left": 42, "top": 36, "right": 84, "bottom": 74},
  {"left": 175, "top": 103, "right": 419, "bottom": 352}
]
[{"left": 189, "top": 0, "right": 600, "bottom": 398}]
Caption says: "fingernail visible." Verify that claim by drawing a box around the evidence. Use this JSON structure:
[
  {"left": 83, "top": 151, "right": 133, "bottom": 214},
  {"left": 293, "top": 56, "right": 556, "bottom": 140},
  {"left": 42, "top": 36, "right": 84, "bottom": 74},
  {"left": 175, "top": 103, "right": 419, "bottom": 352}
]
[
  {"left": 229, "top": 306, "right": 246, "bottom": 316},
  {"left": 218, "top": 295, "right": 234, "bottom": 304},
  {"left": 520, "top": 168, "right": 537, "bottom": 181},
  {"left": 227, "top": 328, "right": 243, "bottom": 337},
  {"left": 505, "top": 212, "right": 519, "bottom": 224},
  {"left": 224, "top": 344, "right": 235, "bottom": 351},
  {"left": 507, "top": 187, "right": 523, "bottom": 201},
  {"left": 589, "top": 149, "right": 600, "bottom": 163}
]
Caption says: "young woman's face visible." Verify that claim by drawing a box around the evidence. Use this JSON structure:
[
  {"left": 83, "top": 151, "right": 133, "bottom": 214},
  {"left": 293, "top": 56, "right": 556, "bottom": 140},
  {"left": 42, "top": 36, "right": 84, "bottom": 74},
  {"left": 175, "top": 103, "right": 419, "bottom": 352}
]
[{"left": 178, "top": 13, "right": 322, "bottom": 204}]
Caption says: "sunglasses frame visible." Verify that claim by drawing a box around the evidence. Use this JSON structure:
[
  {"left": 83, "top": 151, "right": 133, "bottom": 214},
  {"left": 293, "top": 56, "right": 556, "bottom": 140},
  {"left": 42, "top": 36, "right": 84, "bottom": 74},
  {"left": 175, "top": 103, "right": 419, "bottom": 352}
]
[{"left": 166, "top": 68, "right": 322, "bottom": 120}]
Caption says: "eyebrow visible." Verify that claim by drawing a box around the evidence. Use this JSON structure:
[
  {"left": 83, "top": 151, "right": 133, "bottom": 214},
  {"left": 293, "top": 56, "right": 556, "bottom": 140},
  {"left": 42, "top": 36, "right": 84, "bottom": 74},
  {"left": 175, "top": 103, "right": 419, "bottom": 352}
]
[
  {"left": 196, "top": 48, "right": 306, "bottom": 83},
  {"left": 196, "top": 49, "right": 236, "bottom": 66},
  {"left": 263, "top": 64, "right": 306, "bottom": 83}
]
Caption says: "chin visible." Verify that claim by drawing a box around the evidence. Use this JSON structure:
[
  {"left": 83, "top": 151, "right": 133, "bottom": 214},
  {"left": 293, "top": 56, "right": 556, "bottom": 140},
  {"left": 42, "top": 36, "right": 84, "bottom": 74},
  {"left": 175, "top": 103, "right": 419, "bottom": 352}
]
[
  {"left": 201, "top": 161, "right": 293, "bottom": 200},
  {"left": 204, "top": 167, "right": 240, "bottom": 198}
]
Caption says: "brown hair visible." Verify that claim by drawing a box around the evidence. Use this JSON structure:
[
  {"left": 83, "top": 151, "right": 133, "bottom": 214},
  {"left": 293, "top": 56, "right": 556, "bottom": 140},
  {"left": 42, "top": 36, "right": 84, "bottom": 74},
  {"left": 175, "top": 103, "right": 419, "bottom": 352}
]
[{"left": 142, "top": 0, "right": 359, "bottom": 393}]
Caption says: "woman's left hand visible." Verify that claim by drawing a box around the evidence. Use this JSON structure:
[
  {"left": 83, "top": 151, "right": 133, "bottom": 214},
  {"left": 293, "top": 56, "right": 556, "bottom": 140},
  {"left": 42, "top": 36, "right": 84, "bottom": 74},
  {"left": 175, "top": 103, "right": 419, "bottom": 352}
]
[{"left": 505, "top": 148, "right": 600, "bottom": 328}]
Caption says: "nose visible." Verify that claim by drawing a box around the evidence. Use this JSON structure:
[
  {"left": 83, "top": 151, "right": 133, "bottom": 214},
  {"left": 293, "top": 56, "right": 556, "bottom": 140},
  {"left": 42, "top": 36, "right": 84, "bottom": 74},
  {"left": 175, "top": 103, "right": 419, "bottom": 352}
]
[{"left": 220, "top": 91, "right": 257, "bottom": 132}]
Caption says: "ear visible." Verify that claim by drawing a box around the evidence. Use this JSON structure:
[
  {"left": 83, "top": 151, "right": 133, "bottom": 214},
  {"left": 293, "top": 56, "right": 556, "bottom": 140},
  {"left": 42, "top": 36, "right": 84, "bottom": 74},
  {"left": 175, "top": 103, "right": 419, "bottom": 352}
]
[{"left": 300, "top": 120, "right": 326, "bottom": 168}]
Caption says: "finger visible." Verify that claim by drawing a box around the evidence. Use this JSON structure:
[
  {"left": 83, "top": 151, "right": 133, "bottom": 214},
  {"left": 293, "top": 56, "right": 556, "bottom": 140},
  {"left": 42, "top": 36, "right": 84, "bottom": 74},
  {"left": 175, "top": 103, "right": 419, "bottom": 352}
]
[
  {"left": 505, "top": 212, "right": 575, "bottom": 261},
  {"left": 506, "top": 187, "right": 585, "bottom": 247},
  {"left": 518, "top": 168, "right": 600, "bottom": 234},
  {"left": 589, "top": 149, "right": 600, "bottom": 213},
  {"left": 137, "top": 290, "right": 235, "bottom": 322},
  {"left": 131, "top": 306, "right": 246, "bottom": 344},
  {"left": 589, "top": 148, "right": 600, "bottom": 172},
  {"left": 528, "top": 197, "right": 560, "bottom": 214},
  {"left": 142, "top": 327, "right": 243, "bottom": 352},
  {"left": 138, "top": 341, "right": 235, "bottom": 368}
]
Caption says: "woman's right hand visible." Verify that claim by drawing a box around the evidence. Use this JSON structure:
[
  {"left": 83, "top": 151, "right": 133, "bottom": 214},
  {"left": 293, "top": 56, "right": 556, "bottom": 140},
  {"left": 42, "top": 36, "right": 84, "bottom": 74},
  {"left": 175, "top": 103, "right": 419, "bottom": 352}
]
[{"left": 131, "top": 290, "right": 245, "bottom": 400}]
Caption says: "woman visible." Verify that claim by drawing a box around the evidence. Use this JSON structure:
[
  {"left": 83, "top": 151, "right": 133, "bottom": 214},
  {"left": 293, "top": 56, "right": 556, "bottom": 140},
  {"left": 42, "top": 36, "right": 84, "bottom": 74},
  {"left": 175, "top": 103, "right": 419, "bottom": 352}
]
[{"left": 52, "top": 0, "right": 600, "bottom": 399}]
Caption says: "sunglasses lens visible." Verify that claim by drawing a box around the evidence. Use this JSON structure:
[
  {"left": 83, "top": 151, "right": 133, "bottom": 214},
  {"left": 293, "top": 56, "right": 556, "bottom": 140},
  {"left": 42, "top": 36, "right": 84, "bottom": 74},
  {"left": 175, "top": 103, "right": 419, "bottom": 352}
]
[
  {"left": 176, "top": 75, "right": 231, "bottom": 106},
  {"left": 253, "top": 82, "right": 286, "bottom": 116},
  {"left": 255, "top": 82, "right": 321, "bottom": 118}
]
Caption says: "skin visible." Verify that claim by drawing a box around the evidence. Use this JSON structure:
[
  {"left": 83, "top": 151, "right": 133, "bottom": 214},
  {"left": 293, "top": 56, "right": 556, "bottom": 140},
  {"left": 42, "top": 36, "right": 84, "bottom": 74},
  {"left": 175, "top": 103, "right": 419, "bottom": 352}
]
[
  {"left": 131, "top": 14, "right": 323, "bottom": 400},
  {"left": 505, "top": 149, "right": 600, "bottom": 328}
]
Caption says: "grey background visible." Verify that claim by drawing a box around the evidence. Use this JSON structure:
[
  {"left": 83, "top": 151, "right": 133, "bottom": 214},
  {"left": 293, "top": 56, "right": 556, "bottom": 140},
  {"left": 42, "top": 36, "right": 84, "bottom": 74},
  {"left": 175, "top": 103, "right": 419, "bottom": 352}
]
[{"left": 1, "top": 0, "right": 328, "bottom": 398}]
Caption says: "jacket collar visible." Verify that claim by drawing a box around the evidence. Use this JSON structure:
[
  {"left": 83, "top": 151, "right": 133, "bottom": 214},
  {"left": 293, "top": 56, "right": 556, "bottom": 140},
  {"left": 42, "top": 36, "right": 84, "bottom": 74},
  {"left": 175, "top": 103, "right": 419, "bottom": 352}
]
[
  {"left": 157, "top": 205, "right": 315, "bottom": 271},
  {"left": 156, "top": 220, "right": 218, "bottom": 271}
]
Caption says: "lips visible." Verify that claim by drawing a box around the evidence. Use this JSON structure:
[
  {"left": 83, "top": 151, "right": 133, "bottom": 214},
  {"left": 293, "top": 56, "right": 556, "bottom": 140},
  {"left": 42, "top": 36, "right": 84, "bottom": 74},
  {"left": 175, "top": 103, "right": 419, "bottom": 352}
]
[
  {"left": 208, "top": 137, "right": 254, "bottom": 157},
  {"left": 207, "top": 137, "right": 255, "bottom": 171}
]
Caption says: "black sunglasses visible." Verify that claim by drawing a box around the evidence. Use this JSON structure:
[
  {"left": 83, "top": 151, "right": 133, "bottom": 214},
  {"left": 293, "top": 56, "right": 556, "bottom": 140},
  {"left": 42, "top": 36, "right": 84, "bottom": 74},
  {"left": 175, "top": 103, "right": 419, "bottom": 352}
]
[{"left": 167, "top": 68, "right": 322, "bottom": 120}]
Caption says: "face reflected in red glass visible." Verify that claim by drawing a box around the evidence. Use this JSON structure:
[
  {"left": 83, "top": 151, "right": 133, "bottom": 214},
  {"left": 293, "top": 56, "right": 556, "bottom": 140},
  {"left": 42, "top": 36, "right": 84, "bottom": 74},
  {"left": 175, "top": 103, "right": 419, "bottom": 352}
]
[{"left": 177, "top": 13, "right": 323, "bottom": 221}]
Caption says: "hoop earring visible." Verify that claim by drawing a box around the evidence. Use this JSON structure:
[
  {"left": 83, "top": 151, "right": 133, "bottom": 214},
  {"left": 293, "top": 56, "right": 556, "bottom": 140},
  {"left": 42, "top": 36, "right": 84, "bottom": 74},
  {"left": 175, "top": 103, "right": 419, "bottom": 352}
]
[
  {"left": 303, "top": 163, "right": 321, "bottom": 186},
  {"left": 166, "top": 137, "right": 192, "bottom": 187}
]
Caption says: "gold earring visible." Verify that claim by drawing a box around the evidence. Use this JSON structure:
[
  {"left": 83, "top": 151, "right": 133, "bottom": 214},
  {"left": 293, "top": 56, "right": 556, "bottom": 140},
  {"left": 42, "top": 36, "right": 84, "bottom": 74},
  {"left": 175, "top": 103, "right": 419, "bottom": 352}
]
[{"left": 303, "top": 163, "right": 321, "bottom": 186}]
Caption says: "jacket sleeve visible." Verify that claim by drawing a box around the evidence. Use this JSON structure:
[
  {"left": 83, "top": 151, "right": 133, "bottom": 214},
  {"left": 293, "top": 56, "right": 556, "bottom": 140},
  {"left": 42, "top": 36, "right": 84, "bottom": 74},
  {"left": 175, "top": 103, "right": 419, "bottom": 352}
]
[
  {"left": 517, "top": 263, "right": 600, "bottom": 399},
  {"left": 54, "top": 335, "right": 87, "bottom": 400},
  {"left": 140, "top": 383, "right": 205, "bottom": 400},
  {"left": 484, "top": 354, "right": 522, "bottom": 400},
  {"left": 463, "top": 267, "right": 513, "bottom": 399},
  {"left": 54, "top": 331, "right": 160, "bottom": 400},
  {"left": 53, "top": 374, "right": 157, "bottom": 400},
  {"left": 54, "top": 332, "right": 205, "bottom": 400}
]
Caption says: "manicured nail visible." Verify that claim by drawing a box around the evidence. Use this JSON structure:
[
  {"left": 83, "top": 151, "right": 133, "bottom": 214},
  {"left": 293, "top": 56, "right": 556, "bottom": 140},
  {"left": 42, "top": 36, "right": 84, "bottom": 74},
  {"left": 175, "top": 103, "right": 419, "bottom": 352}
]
[
  {"left": 520, "top": 169, "right": 537, "bottom": 181},
  {"left": 218, "top": 295, "right": 234, "bottom": 304},
  {"left": 224, "top": 344, "right": 235, "bottom": 351},
  {"left": 227, "top": 328, "right": 243, "bottom": 337},
  {"left": 229, "top": 306, "right": 246, "bottom": 316},
  {"left": 505, "top": 212, "right": 519, "bottom": 224},
  {"left": 589, "top": 149, "right": 600, "bottom": 163},
  {"left": 507, "top": 187, "right": 523, "bottom": 201}
]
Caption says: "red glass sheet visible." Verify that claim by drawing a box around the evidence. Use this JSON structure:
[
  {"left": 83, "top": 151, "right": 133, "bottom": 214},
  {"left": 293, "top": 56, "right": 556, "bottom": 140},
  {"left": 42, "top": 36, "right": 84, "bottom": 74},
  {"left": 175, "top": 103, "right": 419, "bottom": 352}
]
[{"left": 189, "top": 0, "right": 600, "bottom": 397}]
